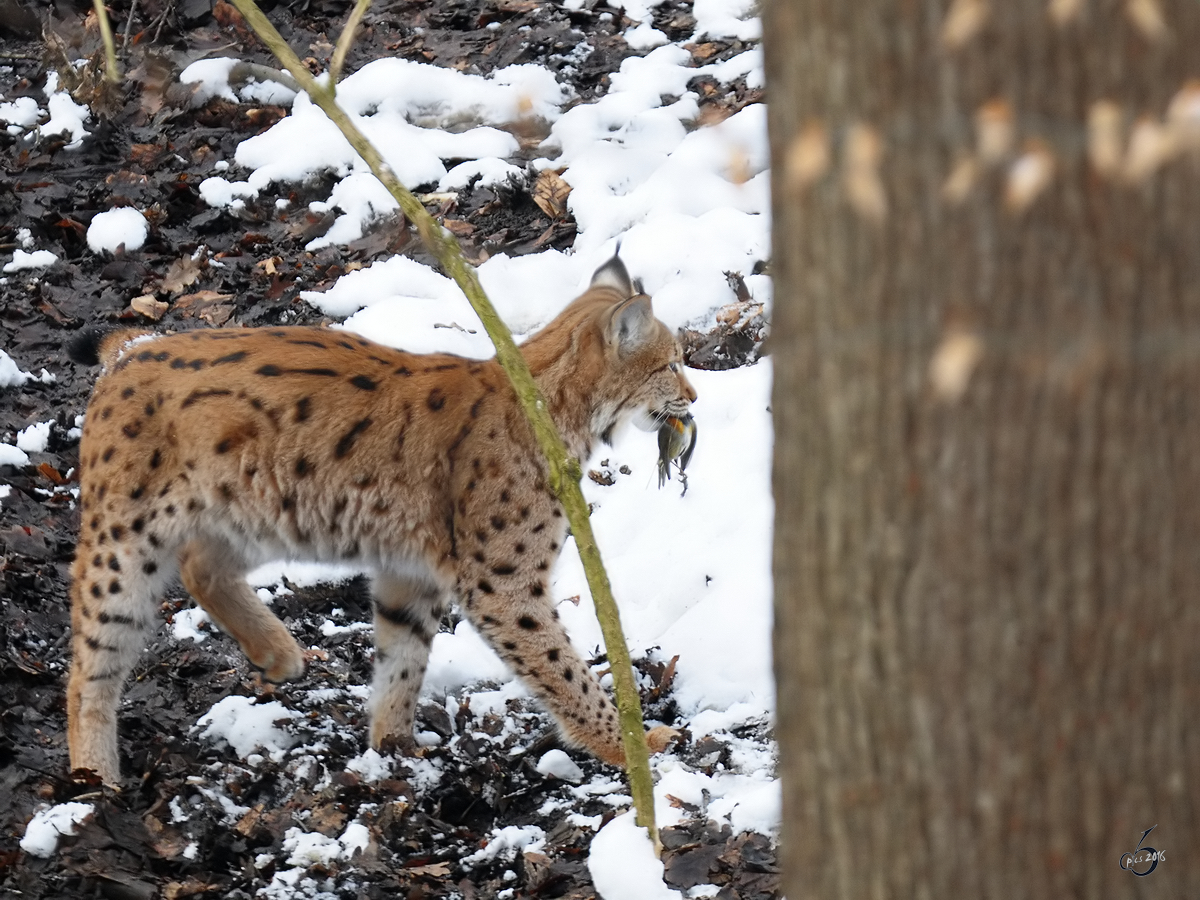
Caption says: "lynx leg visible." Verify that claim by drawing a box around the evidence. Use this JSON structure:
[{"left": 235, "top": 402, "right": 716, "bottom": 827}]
[
  {"left": 468, "top": 589, "right": 625, "bottom": 766},
  {"left": 67, "top": 539, "right": 171, "bottom": 784},
  {"left": 368, "top": 573, "right": 446, "bottom": 751},
  {"left": 178, "top": 537, "right": 305, "bottom": 682}
]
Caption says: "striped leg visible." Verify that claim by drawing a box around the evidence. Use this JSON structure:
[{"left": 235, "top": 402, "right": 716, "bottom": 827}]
[
  {"left": 368, "top": 573, "right": 445, "bottom": 751},
  {"left": 67, "top": 545, "right": 168, "bottom": 783}
]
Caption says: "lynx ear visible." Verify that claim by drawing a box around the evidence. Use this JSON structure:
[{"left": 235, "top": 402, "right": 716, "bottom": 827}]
[
  {"left": 609, "top": 295, "right": 656, "bottom": 355},
  {"left": 590, "top": 250, "right": 634, "bottom": 297}
]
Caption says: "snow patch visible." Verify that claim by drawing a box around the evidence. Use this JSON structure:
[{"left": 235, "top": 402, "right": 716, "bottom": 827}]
[
  {"left": 15, "top": 420, "right": 52, "bottom": 452},
  {"left": 20, "top": 803, "right": 94, "bottom": 858},
  {"left": 535, "top": 749, "right": 584, "bottom": 783},
  {"left": 195, "top": 696, "right": 302, "bottom": 762},
  {"left": 87, "top": 207, "right": 149, "bottom": 253},
  {"left": 3, "top": 249, "right": 58, "bottom": 272},
  {"left": 588, "top": 811, "right": 681, "bottom": 900}
]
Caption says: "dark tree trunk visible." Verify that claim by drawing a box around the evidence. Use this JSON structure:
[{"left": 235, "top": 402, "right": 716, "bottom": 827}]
[{"left": 766, "top": 2, "right": 1200, "bottom": 897}]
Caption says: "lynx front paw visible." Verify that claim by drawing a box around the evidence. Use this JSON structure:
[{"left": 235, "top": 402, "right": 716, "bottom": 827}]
[{"left": 254, "top": 636, "right": 306, "bottom": 683}]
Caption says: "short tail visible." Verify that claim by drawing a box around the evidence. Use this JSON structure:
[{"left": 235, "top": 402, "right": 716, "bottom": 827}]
[{"left": 67, "top": 327, "right": 150, "bottom": 369}]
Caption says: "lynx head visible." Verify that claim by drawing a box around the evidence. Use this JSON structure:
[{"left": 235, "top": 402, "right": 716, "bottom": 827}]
[{"left": 519, "top": 251, "right": 697, "bottom": 454}]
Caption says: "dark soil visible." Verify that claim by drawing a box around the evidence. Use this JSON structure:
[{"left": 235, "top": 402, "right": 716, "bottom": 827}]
[{"left": 0, "top": 0, "right": 773, "bottom": 895}]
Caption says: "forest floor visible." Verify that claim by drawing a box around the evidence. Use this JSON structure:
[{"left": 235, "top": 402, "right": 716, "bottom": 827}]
[{"left": 0, "top": 0, "right": 774, "bottom": 897}]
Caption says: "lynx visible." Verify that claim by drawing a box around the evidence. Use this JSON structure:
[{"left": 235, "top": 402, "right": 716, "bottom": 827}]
[{"left": 65, "top": 254, "right": 697, "bottom": 783}]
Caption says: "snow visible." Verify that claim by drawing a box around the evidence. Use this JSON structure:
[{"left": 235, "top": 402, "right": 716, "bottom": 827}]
[
  {"left": 3, "top": 249, "right": 58, "bottom": 272},
  {"left": 345, "top": 748, "right": 393, "bottom": 781},
  {"left": 195, "top": 695, "right": 302, "bottom": 762},
  {"left": 282, "top": 822, "right": 369, "bottom": 866},
  {"left": 87, "top": 207, "right": 149, "bottom": 253},
  {"left": 41, "top": 79, "right": 91, "bottom": 148},
  {"left": 0, "top": 95, "right": 40, "bottom": 129},
  {"left": 0, "top": 349, "right": 30, "bottom": 388},
  {"left": 0, "top": 444, "right": 30, "bottom": 468},
  {"left": 16, "top": 420, "right": 51, "bottom": 453},
  {"left": 172, "top": 606, "right": 212, "bottom": 642},
  {"left": 19, "top": 803, "right": 94, "bottom": 858},
  {"left": 588, "top": 811, "right": 682, "bottom": 900},
  {"left": 462, "top": 824, "right": 547, "bottom": 868},
  {"left": 536, "top": 749, "right": 585, "bottom": 783}
]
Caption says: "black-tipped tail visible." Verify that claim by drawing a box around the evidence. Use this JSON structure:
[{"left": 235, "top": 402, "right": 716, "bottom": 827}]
[{"left": 67, "top": 328, "right": 111, "bottom": 366}]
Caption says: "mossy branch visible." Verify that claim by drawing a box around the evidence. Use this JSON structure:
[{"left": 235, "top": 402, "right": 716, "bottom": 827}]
[{"left": 228, "top": 0, "right": 660, "bottom": 851}]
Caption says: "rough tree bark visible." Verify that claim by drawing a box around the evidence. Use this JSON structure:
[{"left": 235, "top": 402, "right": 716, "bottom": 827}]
[{"left": 766, "top": 2, "right": 1200, "bottom": 897}]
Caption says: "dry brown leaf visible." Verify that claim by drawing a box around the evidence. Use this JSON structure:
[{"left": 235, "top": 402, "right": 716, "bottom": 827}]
[
  {"left": 131, "top": 294, "right": 169, "bottom": 320},
  {"left": 407, "top": 862, "right": 452, "bottom": 877},
  {"left": 443, "top": 218, "right": 476, "bottom": 236},
  {"left": 161, "top": 256, "right": 203, "bottom": 294},
  {"left": 145, "top": 816, "right": 194, "bottom": 859},
  {"left": 647, "top": 725, "right": 683, "bottom": 754},
  {"left": 175, "top": 290, "right": 234, "bottom": 326},
  {"left": 532, "top": 169, "right": 572, "bottom": 220},
  {"left": 256, "top": 256, "right": 281, "bottom": 275},
  {"left": 37, "top": 462, "right": 66, "bottom": 485},
  {"left": 716, "top": 303, "right": 745, "bottom": 326}
]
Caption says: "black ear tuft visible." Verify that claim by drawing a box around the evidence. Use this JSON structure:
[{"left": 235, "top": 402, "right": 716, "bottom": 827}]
[
  {"left": 590, "top": 246, "right": 634, "bottom": 297},
  {"left": 67, "top": 328, "right": 110, "bottom": 366}
]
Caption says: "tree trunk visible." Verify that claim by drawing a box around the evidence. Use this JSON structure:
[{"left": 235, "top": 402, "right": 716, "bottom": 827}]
[{"left": 766, "top": 2, "right": 1200, "bottom": 897}]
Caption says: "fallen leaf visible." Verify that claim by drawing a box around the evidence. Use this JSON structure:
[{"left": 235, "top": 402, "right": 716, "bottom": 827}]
[
  {"left": 161, "top": 256, "right": 203, "bottom": 294},
  {"left": 130, "top": 294, "right": 169, "bottom": 320},
  {"left": 443, "top": 218, "right": 476, "bottom": 236},
  {"left": 532, "top": 169, "right": 572, "bottom": 220},
  {"left": 406, "top": 862, "right": 452, "bottom": 877},
  {"left": 37, "top": 462, "right": 66, "bottom": 484}
]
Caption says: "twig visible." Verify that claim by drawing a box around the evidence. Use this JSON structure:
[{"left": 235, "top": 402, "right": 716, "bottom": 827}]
[
  {"left": 121, "top": 0, "right": 138, "bottom": 61},
  {"left": 228, "top": 0, "right": 660, "bottom": 852},
  {"left": 227, "top": 61, "right": 301, "bottom": 94},
  {"left": 329, "top": 0, "right": 371, "bottom": 86}
]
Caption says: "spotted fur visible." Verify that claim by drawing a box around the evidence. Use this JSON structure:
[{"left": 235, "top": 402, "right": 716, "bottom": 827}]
[{"left": 66, "top": 255, "right": 697, "bottom": 783}]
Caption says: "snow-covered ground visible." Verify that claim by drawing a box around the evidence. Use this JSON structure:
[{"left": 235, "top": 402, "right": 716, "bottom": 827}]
[{"left": 5, "top": 0, "right": 774, "bottom": 895}]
